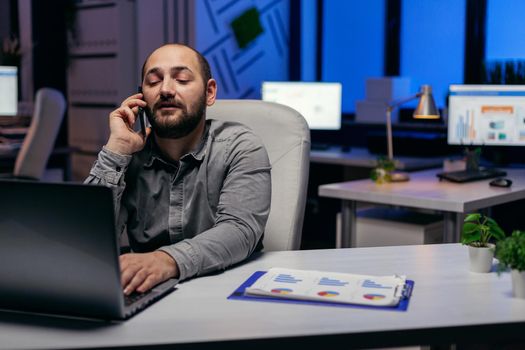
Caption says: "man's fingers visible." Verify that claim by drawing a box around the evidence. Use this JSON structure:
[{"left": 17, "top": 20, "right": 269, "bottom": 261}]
[
  {"left": 123, "top": 268, "right": 148, "bottom": 295},
  {"left": 120, "top": 255, "right": 140, "bottom": 289},
  {"left": 116, "top": 106, "right": 137, "bottom": 127},
  {"left": 119, "top": 252, "right": 178, "bottom": 295},
  {"left": 136, "top": 275, "right": 161, "bottom": 294},
  {"left": 113, "top": 97, "right": 147, "bottom": 126},
  {"left": 121, "top": 94, "right": 146, "bottom": 108},
  {"left": 120, "top": 267, "right": 136, "bottom": 291},
  {"left": 123, "top": 107, "right": 136, "bottom": 127},
  {"left": 106, "top": 94, "right": 149, "bottom": 155}
]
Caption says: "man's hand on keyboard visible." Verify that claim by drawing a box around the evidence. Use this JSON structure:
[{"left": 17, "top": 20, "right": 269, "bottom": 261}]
[{"left": 120, "top": 251, "right": 179, "bottom": 295}]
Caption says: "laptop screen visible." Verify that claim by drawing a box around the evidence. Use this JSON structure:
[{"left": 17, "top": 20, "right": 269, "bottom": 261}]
[
  {"left": 0, "top": 66, "right": 18, "bottom": 116},
  {"left": 261, "top": 81, "right": 342, "bottom": 130},
  {"left": 0, "top": 180, "right": 177, "bottom": 320}
]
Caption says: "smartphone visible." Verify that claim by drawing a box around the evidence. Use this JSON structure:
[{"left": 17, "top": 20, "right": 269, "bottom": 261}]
[{"left": 137, "top": 86, "right": 148, "bottom": 138}]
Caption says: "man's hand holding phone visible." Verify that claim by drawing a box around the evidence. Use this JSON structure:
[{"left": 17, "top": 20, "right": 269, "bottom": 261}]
[{"left": 106, "top": 93, "right": 151, "bottom": 156}]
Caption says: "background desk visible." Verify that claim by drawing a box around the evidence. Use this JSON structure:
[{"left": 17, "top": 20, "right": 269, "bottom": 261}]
[
  {"left": 310, "top": 146, "right": 445, "bottom": 171},
  {"left": 1, "top": 244, "right": 524, "bottom": 349},
  {"left": 0, "top": 146, "right": 74, "bottom": 181},
  {"left": 319, "top": 168, "right": 525, "bottom": 248},
  {"left": 304, "top": 147, "right": 446, "bottom": 249}
]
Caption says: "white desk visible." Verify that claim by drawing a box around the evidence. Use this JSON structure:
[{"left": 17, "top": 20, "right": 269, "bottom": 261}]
[
  {"left": 310, "top": 146, "right": 444, "bottom": 171},
  {"left": 1, "top": 244, "right": 525, "bottom": 349},
  {"left": 319, "top": 168, "right": 525, "bottom": 248}
]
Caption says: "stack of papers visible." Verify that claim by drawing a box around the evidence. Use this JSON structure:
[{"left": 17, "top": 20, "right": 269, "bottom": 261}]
[{"left": 245, "top": 268, "right": 408, "bottom": 307}]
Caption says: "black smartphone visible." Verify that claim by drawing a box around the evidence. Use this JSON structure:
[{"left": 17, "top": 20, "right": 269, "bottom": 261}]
[{"left": 137, "top": 86, "right": 148, "bottom": 138}]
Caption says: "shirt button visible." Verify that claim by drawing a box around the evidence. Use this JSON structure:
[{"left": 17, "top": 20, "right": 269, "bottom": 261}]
[{"left": 116, "top": 166, "right": 122, "bottom": 172}]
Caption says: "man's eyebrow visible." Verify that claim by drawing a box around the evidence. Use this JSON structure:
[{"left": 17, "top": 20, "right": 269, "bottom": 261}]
[
  {"left": 144, "top": 67, "right": 161, "bottom": 78},
  {"left": 144, "top": 66, "right": 194, "bottom": 77},
  {"left": 171, "top": 66, "right": 194, "bottom": 75}
]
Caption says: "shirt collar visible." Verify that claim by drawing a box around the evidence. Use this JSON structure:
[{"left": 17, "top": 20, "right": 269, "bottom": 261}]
[{"left": 143, "top": 121, "right": 210, "bottom": 168}]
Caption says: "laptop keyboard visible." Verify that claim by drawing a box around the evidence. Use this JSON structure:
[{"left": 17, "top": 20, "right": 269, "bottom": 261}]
[
  {"left": 124, "top": 290, "right": 151, "bottom": 307},
  {"left": 436, "top": 168, "right": 507, "bottom": 183}
]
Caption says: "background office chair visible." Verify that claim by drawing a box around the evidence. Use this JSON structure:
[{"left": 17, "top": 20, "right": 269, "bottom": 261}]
[
  {"left": 11, "top": 87, "right": 66, "bottom": 180},
  {"left": 207, "top": 99, "right": 310, "bottom": 251}
]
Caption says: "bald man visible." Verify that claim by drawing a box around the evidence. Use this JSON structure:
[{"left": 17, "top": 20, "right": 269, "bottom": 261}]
[{"left": 86, "top": 44, "right": 271, "bottom": 295}]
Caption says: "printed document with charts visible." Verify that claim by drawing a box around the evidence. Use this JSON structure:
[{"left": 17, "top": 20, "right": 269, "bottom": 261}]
[{"left": 245, "top": 267, "right": 407, "bottom": 307}]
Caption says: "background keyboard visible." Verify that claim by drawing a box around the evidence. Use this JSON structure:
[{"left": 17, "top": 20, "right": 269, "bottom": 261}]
[{"left": 436, "top": 168, "right": 507, "bottom": 183}]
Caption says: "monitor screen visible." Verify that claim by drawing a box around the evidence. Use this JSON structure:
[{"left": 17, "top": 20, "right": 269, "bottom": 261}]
[
  {"left": 261, "top": 81, "right": 342, "bottom": 130},
  {"left": 0, "top": 66, "right": 18, "bottom": 116},
  {"left": 448, "top": 84, "right": 525, "bottom": 146}
]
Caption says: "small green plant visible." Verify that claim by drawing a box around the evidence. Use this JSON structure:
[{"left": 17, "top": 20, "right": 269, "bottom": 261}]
[
  {"left": 461, "top": 213, "right": 505, "bottom": 247},
  {"left": 370, "top": 156, "right": 395, "bottom": 183},
  {"left": 496, "top": 230, "right": 525, "bottom": 272},
  {"left": 0, "top": 35, "right": 21, "bottom": 67}
]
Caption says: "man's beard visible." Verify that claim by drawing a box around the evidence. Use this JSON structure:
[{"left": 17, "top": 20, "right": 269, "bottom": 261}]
[{"left": 147, "top": 93, "right": 206, "bottom": 139}]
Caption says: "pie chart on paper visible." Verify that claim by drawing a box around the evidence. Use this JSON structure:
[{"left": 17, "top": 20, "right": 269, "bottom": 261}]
[
  {"left": 271, "top": 288, "right": 293, "bottom": 295},
  {"left": 363, "top": 293, "right": 386, "bottom": 300},
  {"left": 318, "top": 291, "right": 339, "bottom": 297}
]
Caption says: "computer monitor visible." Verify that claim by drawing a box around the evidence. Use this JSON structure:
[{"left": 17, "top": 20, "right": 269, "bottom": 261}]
[
  {"left": 0, "top": 66, "right": 18, "bottom": 116},
  {"left": 261, "top": 81, "right": 342, "bottom": 130},
  {"left": 448, "top": 84, "right": 525, "bottom": 146}
]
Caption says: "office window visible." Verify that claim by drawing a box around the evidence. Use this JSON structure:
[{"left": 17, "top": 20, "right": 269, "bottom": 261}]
[
  {"left": 400, "top": 0, "right": 465, "bottom": 109},
  {"left": 486, "top": 0, "right": 525, "bottom": 61},
  {"left": 322, "top": 0, "right": 385, "bottom": 114},
  {"left": 300, "top": 0, "right": 316, "bottom": 82}
]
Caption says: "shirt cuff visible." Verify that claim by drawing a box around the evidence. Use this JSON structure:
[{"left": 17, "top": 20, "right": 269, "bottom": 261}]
[
  {"left": 90, "top": 146, "right": 132, "bottom": 185},
  {"left": 158, "top": 240, "right": 200, "bottom": 281}
]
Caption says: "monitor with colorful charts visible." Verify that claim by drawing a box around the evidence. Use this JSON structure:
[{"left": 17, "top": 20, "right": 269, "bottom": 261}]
[{"left": 448, "top": 84, "right": 525, "bottom": 146}]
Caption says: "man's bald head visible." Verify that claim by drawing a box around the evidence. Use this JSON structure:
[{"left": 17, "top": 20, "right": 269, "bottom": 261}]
[{"left": 141, "top": 44, "right": 212, "bottom": 86}]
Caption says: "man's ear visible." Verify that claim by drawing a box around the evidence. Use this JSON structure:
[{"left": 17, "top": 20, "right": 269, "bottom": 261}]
[{"left": 205, "top": 79, "right": 217, "bottom": 106}]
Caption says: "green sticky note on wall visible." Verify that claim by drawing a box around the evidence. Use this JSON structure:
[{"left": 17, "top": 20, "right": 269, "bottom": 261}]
[{"left": 231, "top": 7, "right": 264, "bottom": 49}]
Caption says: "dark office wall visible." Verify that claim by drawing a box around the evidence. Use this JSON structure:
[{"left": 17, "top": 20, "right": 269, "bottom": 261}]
[
  {"left": 0, "top": 1, "right": 11, "bottom": 38},
  {"left": 31, "top": 0, "right": 69, "bottom": 147},
  {"left": 0, "top": 0, "right": 19, "bottom": 39},
  {"left": 31, "top": 1, "right": 68, "bottom": 93}
]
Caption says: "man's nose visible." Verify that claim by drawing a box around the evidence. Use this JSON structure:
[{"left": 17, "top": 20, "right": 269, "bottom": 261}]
[{"left": 160, "top": 78, "right": 176, "bottom": 97}]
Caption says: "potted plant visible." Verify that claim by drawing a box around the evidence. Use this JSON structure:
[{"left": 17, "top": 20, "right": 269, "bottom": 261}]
[
  {"left": 496, "top": 230, "right": 525, "bottom": 299},
  {"left": 461, "top": 213, "right": 505, "bottom": 273},
  {"left": 370, "top": 157, "right": 395, "bottom": 184}
]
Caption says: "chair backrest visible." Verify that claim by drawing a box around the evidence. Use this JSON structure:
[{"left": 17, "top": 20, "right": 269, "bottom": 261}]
[
  {"left": 14, "top": 88, "right": 66, "bottom": 179},
  {"left": 207, "top": 99, "right": 310, "bottom": 251}
]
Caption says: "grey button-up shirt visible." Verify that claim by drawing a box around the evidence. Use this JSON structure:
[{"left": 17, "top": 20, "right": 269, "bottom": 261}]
[{"left": 85, "top": 119, "right": 271, "bottom": 281}]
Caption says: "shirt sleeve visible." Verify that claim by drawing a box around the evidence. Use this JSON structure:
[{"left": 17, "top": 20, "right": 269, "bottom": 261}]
[
  {"left": 84, "top": 146, "right": 132, "bottom": 232},
  {"left": 159, "top": 131, "right": 272, "bottom": 281}
]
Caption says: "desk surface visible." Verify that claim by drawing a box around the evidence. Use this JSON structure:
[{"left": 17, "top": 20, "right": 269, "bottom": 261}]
[
  {"left": 310, "top": 146, "right": 445, "bottom": 171},
  {"left": 1, "top": 244, "right": 524, "bottom": 349},
  {"left": 319, "top": 168, "right": 525, "bottom": 213}
]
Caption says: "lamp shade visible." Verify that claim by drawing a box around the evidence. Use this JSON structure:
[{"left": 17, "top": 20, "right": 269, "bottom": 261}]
[{"left": 413, "top": 85, "right": 440, "bottom": 119}]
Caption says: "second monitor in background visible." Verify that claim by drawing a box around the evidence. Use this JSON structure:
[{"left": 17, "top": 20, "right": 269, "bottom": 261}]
[
  {"left": 261, "top": 81, "right": 342, "bottom": 131},
  {"left": 436, "top": 84, "right": 525, "bottom": 183},
  {"left": 0, "top": 66, "right": 18, "bottom": 117},
  {"left": 448, "top": 84, "right": 525, "bottom": 147}
]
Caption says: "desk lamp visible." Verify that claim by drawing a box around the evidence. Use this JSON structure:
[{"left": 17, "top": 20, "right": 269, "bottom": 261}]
[{"left": 385, "top": 85, "right": 440, "bottom": 181}]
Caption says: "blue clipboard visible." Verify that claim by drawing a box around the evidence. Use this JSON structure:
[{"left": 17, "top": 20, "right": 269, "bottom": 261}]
[{"left": 228, "top": 271, "right": 414, "bottom": 312}]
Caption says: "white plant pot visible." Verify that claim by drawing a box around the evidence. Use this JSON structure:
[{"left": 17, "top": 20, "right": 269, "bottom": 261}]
[
  {"left": 511, "top": 269, "right": 525, "bottom": 299},
  {"left": 468, "top": 244, "right": 495, "bottom": 273}
]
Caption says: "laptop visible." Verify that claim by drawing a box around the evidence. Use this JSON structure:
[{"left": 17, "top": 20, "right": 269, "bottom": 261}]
[{"left": 0, "top": 180, "right": 178, "bottom": 320}]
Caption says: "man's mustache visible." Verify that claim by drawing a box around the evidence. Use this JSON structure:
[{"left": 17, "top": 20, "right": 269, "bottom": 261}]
[{"left": 153, "top": 98, "right": 185, "bottom": 111}]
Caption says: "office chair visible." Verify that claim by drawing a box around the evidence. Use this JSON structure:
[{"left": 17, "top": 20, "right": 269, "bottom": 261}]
[
  {"left": 8, "top": 88, "right": 66, "bottom": 180},
  {"left": 207, "top": 100, "right": 311, "bottom": 251}
]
